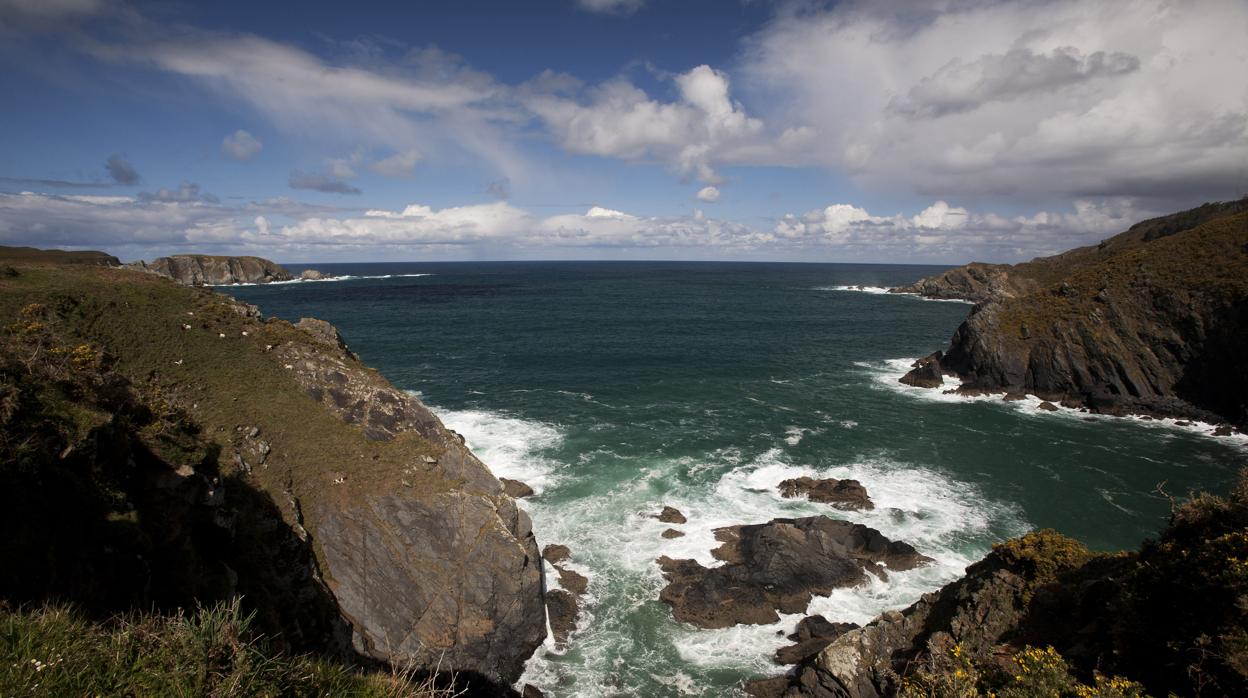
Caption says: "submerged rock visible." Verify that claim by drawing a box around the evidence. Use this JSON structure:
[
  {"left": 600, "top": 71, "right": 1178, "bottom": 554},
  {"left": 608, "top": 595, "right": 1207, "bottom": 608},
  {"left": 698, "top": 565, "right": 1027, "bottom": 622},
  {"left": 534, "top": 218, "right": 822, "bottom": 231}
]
[
  {"left": 778, "top": 477, "right": 874, "bottom": 511},
  {"left": 657, "top": 516, "right": 930, "bottom": 629}
]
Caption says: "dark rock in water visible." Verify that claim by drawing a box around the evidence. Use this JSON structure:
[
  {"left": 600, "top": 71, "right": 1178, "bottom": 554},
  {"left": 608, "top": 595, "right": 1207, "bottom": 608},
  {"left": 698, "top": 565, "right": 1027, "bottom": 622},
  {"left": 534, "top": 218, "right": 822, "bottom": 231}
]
[
  {"left": 556, "top": 566, "right": 589, "bottom": 596},
  {"left": 656, "top": 517, "right": 930, "bottom": 629},
  {"left": 501, "top": 478, "right": 535, "bottom": 498},
  {"left": 542, "top": 544, "right": 571, "bottom": 565},
  {"left": 789, "top": 615, "right": 858, "bottom": 643},
  {"left": 1003, "top": 392, "right": 1027, "bottom": 402},
  {"left": 522, "top": 685, "right": 547, "bottom": 698},
  {"left": 778, "top": 477, "right": 874, "bottom": 511},
  {"left": 127, "top": 255, "right": 292, "bottom": 286},
  {"left": 662, "top": 528, "right": 686, "bottom": 539},
  {"left": 900, "top": 352, "right": 943, "bottom": 389},
  {"left": 656, "top": 505, "right": 687, "bottom": 524},
  {"left": 774, "top": 615, "right": 860, "bottom": 665},
  {"left": 1213, "top": 424, "right": 1235, "bottom": 436},
  {"left": 546, "top": 589, "right": 579, "bottom": 645},
  {"left": 1037, "top": 401, "right": 1059, "bottom": 411},
  {"left": 299, "top": 269, "right": 333, "bottom": 281},
  {"left": 744, "top": 676, "right": 792, "bottom": 698}
]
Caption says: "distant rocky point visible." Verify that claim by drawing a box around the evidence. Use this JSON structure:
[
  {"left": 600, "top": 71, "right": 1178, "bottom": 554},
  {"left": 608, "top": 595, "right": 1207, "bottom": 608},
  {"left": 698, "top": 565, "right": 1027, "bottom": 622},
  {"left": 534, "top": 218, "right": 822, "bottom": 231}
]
[
  {"left": 893, "top": 198, "right": 1248, "bottom": 428},
  {"left": 299, "top": 268, "right": 334, "bottom": 281},
  {"left": 126, "top": 254, "right": 293, "bottom": 286}
]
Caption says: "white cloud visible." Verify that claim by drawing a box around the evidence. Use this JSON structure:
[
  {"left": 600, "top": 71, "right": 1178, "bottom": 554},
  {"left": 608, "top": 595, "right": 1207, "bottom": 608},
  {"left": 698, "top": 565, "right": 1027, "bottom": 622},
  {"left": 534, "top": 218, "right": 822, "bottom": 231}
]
[
  {"left": 526, "top": 64, "right": 794, "bottom": 184},
  {"left": 0, "top": 190, "right": 1162, "bottom": 263},
  {"left": 696, "top": 186, "right": 720, "bottom": 203},
  {"left": 740, "top": 0, "right": 1248, "bottom": 204},
  {"left": 221, "top": 129, "right": 263, "bottom": 162}
]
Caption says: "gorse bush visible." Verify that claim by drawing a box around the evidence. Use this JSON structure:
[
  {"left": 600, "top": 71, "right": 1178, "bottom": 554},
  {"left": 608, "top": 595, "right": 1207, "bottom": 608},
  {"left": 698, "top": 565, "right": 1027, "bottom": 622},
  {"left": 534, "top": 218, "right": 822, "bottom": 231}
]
[
  {"left": 899, "top": 643, "right": 1148, "bottom": 698},
  {"left": 0, "top": 599, "right": 461, "bottom": 697}
]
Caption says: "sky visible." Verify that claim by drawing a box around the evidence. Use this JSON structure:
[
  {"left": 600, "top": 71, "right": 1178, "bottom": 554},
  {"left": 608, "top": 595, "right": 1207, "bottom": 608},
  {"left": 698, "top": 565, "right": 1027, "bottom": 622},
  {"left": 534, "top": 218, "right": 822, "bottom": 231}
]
[{"left": 0, "top": 0, "right": 1245, "bottom": 264}]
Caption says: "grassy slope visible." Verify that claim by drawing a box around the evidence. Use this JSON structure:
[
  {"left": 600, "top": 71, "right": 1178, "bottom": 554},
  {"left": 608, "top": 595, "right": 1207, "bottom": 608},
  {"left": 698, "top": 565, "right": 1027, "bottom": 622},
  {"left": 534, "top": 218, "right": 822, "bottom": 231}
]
[
  {"left": 0, "top": 600, "right": 457, "bottom": 697},
  {"left": 0, "top": 259, "right": 449, "bottom": 525}
]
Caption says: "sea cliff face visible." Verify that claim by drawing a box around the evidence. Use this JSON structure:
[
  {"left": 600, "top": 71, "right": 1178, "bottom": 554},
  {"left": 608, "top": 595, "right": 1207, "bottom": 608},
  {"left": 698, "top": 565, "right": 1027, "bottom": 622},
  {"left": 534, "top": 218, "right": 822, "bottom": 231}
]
[
  {"left": 127, "top": 255, "right": 293, "bottom": 286},
  {"left": 0, "top": 252, "right": 547, "bottom": 691},
  {"left": 897, "top": 200, "right": 1248, "bottom": 427}
]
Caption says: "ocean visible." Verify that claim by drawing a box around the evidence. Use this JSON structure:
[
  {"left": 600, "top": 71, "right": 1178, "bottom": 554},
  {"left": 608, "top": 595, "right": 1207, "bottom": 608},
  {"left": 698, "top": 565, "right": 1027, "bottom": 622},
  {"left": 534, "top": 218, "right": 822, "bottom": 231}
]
[{"left": 220, "top": 261, "right": 1246, "bottom": 697}]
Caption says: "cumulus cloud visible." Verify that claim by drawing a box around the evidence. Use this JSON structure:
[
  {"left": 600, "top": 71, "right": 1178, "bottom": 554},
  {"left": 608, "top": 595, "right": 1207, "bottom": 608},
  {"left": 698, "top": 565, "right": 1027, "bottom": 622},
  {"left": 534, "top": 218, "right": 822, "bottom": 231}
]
[
  {"left": 740, "top": 0, "right": 1248, "bottom": 205},
  {"left": 0, "top": 189, "right": 1162, "bottom": 263},
  {"left": 288, "top": 171, "right": 361, "bottom": 195},
  {"left": 526, "top": 64, "right": 800, "bottom": 184},
  {"left": 105, "top": 155, "right": 139, "bottom": 185},
  {"left": 221, "top": 129, "right": 263, "bottom": 162},
  {"left": 696, "top": 186, "right": 720, "bottom": 203}
]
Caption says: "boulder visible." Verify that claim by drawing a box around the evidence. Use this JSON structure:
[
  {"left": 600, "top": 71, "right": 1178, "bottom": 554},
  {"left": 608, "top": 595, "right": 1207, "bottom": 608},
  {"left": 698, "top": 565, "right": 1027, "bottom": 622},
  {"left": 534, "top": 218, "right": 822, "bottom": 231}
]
[
  {"left": 1037, "top": 401, "right": 1059, "bottom": 411},
  {"left": 656, "top": 506, "right": 687, "bottom": 524},
  {"left": 778, "top": 477, "right": 874, "bottom": 511},
  {"left": 657, "top": 517, "right": 930, "bottom": 629},
  {"left": 501, "top": 478, "right": 535, "bottom": 498},
  {"left": 299, "top": 269, "right": 332, "bottom": 281},
  {"left": 774, "top": 615, "right": 859, "bottom": 665},
  {"left": 661, "top": 528, "right": 686, "bottom": 539},
  {"left": 900, "top": 352, "right": 944, "bottom": 389},
  {"left": 542, "top": 544, "right": 571, "bottom": 565}
]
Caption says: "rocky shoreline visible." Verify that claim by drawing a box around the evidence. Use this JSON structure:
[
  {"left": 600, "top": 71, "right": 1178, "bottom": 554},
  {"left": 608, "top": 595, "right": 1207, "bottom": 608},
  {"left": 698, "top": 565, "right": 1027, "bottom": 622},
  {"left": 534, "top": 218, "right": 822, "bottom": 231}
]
[{"left": 893, "top": 199, "right": 1248, "bottom": 431}]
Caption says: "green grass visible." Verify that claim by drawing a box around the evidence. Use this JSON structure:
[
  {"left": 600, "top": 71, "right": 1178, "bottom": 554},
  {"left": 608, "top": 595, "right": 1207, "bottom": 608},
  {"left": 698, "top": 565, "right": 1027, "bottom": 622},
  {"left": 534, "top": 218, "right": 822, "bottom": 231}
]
[{"left": 0, "top": 600, "right": 460, "bottom": 697}]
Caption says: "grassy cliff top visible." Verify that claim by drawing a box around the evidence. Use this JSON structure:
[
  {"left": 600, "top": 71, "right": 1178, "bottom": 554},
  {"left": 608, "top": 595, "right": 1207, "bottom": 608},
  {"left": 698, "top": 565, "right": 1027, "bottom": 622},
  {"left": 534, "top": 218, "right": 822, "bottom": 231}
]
[
  {"left": 0, "top": 245, "right": 120, "bottom": 267},
  {"left": 0, "top": 254, "right": 449, "bottom": 527}
]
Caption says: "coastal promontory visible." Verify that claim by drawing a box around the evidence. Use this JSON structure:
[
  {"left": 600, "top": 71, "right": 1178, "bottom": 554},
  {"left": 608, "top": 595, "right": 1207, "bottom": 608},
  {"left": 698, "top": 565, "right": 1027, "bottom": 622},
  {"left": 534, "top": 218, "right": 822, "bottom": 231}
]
[
  {"left": 126, "top": 254, "right": 293, "bottom": 286},
  {"left": 896, "top": 199, "right": 1248, "bottom": 428}
]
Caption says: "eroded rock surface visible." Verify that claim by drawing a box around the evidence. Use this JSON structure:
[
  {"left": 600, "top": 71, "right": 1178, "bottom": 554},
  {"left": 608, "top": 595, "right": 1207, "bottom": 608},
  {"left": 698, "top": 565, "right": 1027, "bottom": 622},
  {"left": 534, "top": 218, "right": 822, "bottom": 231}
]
[
  {"left": 127, "top": 255, "right": 292, "bottom": 286},
  {"left": 656, "top": 506, "right": 687, "bottom": 524},
  {"left": 778, "top": 477, "right": 874, "bottom": 511},
  {"left": 501, "top": 478, "right": 535, "bottom": 498},
  {"left": 657, "top": 517, "right": 929, "bottom": 629}
]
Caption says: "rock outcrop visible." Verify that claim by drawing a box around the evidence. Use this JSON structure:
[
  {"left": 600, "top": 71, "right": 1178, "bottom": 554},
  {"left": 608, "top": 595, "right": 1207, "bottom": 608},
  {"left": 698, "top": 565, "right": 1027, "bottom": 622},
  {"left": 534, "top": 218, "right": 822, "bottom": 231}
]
[
  {"left": 0, "top": 256, "right": 548, "bottom": 690},
  {"left": 127, "top": 255, "right": 293, "bottom": 286},
  {"left": 299, "top": 269, "right": 333, "bottom": 281},
  {"left": 898, "top": 352, "right": 943, "bottom": 389},
  {"left": 779, "top": 477, "right": 874, "bottom": 510},
  {"left": 746, "top": 477, "right": 1248, "bottom": 698},
  {"left": 889, "top": 263, "right": 1019, "bottom": 303},
  {"left": 896, "top": 199, "right": 1248, "bottom": 427},
  {"left": 657, "top": 517, "right": 929, "bottom": 629}
]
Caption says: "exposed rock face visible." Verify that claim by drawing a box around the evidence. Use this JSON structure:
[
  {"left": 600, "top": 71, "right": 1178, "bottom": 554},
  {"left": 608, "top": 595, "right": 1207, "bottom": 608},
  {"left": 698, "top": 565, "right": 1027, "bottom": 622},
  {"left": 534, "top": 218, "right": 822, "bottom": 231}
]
[
  {"left": 779, "top": 477, "right": 874, "bottom": 511},
  {"left": 896, "top": 200, "right": 1248, "bottom": 427},
  {"left": 749, "top": 531, "right": 1091, "bottom": 698},
  {"left": 774, "top": 615, "right": 859, "bottom": 665},
  {"left": 540, "top": 545, "right": 587, "bottom": 647},
  {"left": 299, "top": 269, "right": 332, "bottom": 281},
  {"left": 275, "top": 317, "right": 546, "bottom": 682},
  {"left": 128, "top": 255, "right": 293, "bottom": 286},
  {"left": 656, "top": 506, "right": 687, "bottom": 524},
  {"left": 899, "top": 352, "right": 944, "bottom": 389},
  {"left": 889, "top": 263, "right": 1020, "bottom": 303},
  {"left": 501, "top": 478, "right": 535, "bottom": 498},
  {"left": 657, "top": 517, "right": 929, "bottom": 629}
]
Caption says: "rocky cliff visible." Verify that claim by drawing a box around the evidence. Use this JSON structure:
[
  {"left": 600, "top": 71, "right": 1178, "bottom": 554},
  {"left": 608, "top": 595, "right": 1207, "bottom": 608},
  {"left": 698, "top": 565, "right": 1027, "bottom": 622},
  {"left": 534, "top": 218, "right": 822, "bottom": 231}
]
[
  {"left": 896, "top": 200, "right": 1248, "bottom": 427},
  {"left": 0, "top": 250, "right": 547, "bottom": 693},
  {"left": 127, "top": 254, "right": 293, "bottom": 285},
  {"left": 747, "top": 474, "right": 1248, "bottom": 698}
]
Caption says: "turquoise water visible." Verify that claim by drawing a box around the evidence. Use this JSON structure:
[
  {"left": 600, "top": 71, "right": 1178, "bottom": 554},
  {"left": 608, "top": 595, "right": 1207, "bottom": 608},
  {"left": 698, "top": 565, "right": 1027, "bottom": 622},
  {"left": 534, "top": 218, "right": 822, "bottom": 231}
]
[{"left": 223, "top": 262, "right": 1246, "bottom": 697}]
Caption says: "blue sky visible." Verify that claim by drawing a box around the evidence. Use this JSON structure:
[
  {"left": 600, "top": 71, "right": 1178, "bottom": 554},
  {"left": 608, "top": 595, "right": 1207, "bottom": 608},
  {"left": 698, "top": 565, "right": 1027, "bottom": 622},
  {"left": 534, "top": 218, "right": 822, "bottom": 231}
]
[{"left": 1, "top": 0, "right": 1245, "bottom": 263}]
